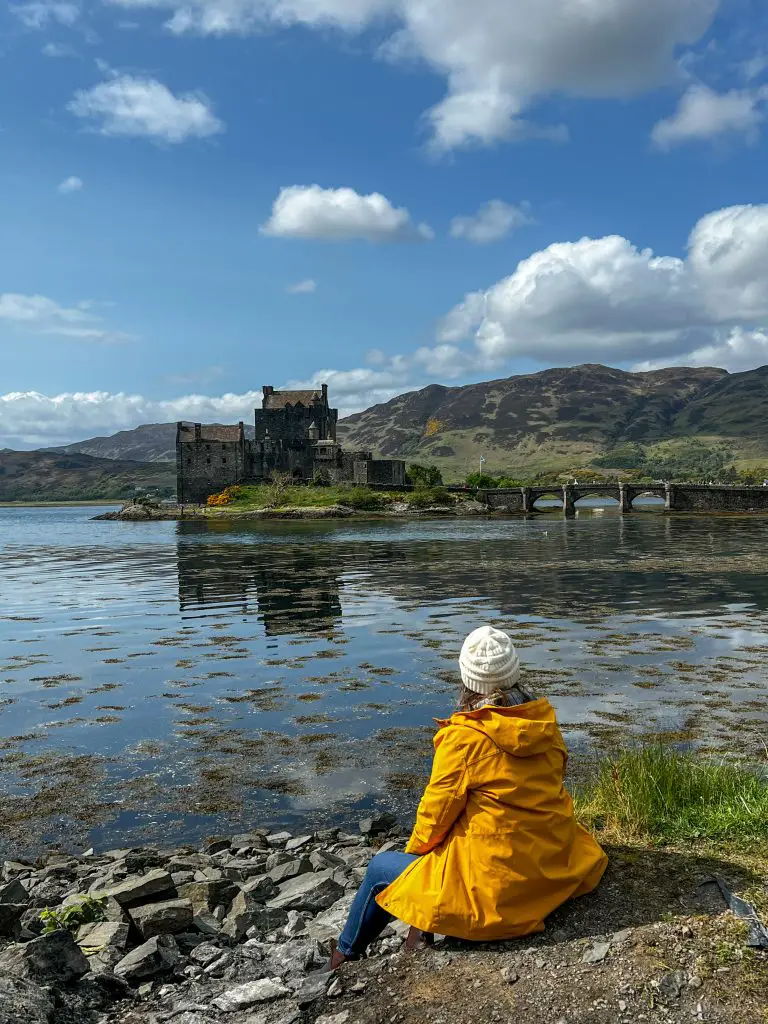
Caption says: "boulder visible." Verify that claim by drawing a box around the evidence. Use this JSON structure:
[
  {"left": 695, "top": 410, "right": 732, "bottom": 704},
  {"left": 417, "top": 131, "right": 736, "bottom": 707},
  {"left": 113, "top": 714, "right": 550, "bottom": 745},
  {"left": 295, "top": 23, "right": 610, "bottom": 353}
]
[
  {"left": 0, "top": 880, "right": 28, "bottom": 906},
  {"left": 129, "top": 898, "right": 193, "bottom": 939},
  {"left": 305, "top": 895, "right": 355, "bottom": 944},
  {"left": 0, "top": 905, "right": 26, "bottom": 939},
  {"left": 77, "top": 920, "right": 130, "bottom": 951},
  {"left": 189, "top": 942, "right": 228, "bottom": 968},
  {"left": 0, "top": 931, "right": 89, "bottom": 985},
  {"left": 178, "top": 880, "right": 238, "bottom": 913},
  {"left": 266, "top": 873, "right": 345, "bottom": 914},
  {"left": 309, "top": 850, "right": 345, "bottom": 872},
  {"left": 229, "top": 834, "right": 269, "bottom": 853},
  {"left": 0, "top": 969, "right": 54, "bottom": 1024},
  {"left": 284, "top": 835, "right": 313, "bottom": 853},
  {"left": 240, "top": 876, "right": 278, "bottom": 901},
  {"left": 266, "top": 832, "right": 292, "bottom": 848},
  {"left": 221, "top": 890, "right": 258, "bottom": 942},
  {"left": 359, "top": 813, "right": 397, "bottom": 836},
  {"left": 101, "top": 869, "right": 174, "bottom": 906},
  {"left": 114, "top": 934, "right": 180, "bottom": 981},
  {"left": 212, "top": 978, "right": 292, "bottom": 1012},
  {"left": 267, "top": 859, "right": 312, "bottom": 885}
]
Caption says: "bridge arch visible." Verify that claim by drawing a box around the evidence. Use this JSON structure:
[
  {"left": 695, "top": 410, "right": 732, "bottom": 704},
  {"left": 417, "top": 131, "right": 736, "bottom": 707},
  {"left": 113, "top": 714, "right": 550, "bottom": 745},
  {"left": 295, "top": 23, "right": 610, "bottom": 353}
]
[{"left": 530, "top": 489, "right": 564, "bottom": 510}]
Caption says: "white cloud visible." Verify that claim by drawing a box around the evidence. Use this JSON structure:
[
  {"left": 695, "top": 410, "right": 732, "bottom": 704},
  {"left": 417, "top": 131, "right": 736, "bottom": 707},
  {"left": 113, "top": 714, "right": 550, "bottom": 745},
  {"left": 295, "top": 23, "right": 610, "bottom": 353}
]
[
  {"left": 105, "top": 0, "right": 719, "bottom": 150},
  {"left": 450, "top": 200, "right": 532, "bottom": 244},
  {"left": 439, "top": 203, "right": 768, "bottom": 370},
  {"left": 285, "top": 278, "right": 317, "bottom": 294},
  {"left": 57, "top": 175, "right": 83, "bottom": 194},
  {"left": 635, "top": 328, "right": 768, "bottom": 372},
  {"left": 262, "top": 185, "right": 433, "bottom": 242},
  {"left": 0, "top": 390, "right": 263, "bottom": 448},
  {"left": 67, "top": 74, "right": 224, "bottom": 143},
  {"left": 652, "top": 83, "right": 768, "bottom": 148},
  {"left": 42, "top": 41, "right": 78, "bottom": 56},
  {"left": 0, "top": 292, "right": 131, "bottom": 343},
  {"left": 10, "top": 1, "right": 78, "bottom": 27}
]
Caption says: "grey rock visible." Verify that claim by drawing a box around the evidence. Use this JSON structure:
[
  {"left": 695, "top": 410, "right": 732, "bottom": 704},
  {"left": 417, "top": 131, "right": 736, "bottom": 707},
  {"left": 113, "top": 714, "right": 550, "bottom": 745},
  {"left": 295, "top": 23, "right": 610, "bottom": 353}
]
[
  {"left": 178, "top": 880, "right": 238, "bottom": 913},
  {"left": 284, "top": 835, "right": 312, "bottom": 853},
  {"left": 582, "top": 940, "right": 611, "bottom": 964},
  {"left": 296, "top": 971, "right": 330, "bottom": 1007},
  {"left": 267, "top": 859, "right": 313, "bottom": 885},
  {"left": 266, "top": 832, "right": 292, "bottom": 848},
  {"left": 688, "top": 975, "right": 704, "bottom": 990},
  {"left": 0, "top": 880, "right": 28, "bottom": 906},
  {"left": 305, "top": 895, "right": 354, "bottom": 944},
  {"left": 192, "top": 910, "right": 221, "bottom": 936},
  {"left": 77, "top": 921, "right": 130, "bottom": 951},
  {"left": 189, "top": 942, "right": 227, "bottom": 968},
  {"left": 230, "top": 834, "right": 269, "bottom": 853},
  {"left": 335, "top": 848, "right": 373, "bottom": 869},
  {"left": 500, "top": 967, "right": 519, "bottom": 984},
  {"left": 243, "top": 907, "right": 289, "bottom": 936},
  {"left": 0, "top": 930, "right": 89, "bottom": 984},
  {"left": 326, "top": 976, "right": 343, "bottom": 998},
  {"left": 212, "top": 978, "right": 291, "bottom": 1012},
  {"left": 267, "top": 872, "right": 344, "bottom": 914},
  {"left": 315, "top": 1013, "right": 349, "bottom": 1024},
  {"left": 659, "top": 970, "right": 687, "bottom": 1000},
  {"left": 203, "top": 951, "right": 234, "bottom": 975},
  {"left": 129, "top": 898, "right": 193, "bottom": 939},
  {"left": 221, "top": 890, "right": 258, "bottom": 942},
  {"left": 0, "top": 904, "right": 26, "bottom": 938},
  {"left": 0, "top": 969, "right": 54, "bottom": 1024},
  {"left": 101, "top": 869, "right": 174, "bottom": 906},
  {"left": 241, "top": 876, "right": 278, "bottom": 901},
  {"left": 309, "top": 850, "right": 345, "bottom": 872},
  {"left": 282, "top": 911, "right": 307, "bottom": 937},
  {"left": 114, "top": 935, "right": 181, "bottom": 980},
  {"left": 359, "top": 813, "right": 397, "bottom": 836},
  {"left": 171, "top": 872, "right": 196, "bottom": 887},
  {"left": 203, "top": 838, "right": 231, "bottom": 855}
]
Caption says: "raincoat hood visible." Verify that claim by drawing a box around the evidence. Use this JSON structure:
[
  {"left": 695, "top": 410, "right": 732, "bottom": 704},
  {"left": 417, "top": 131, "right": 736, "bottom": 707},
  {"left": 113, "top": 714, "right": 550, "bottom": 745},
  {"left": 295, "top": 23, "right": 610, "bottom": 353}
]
[{"left": 441, "top": 698, "right": 564, "bottom": 759}]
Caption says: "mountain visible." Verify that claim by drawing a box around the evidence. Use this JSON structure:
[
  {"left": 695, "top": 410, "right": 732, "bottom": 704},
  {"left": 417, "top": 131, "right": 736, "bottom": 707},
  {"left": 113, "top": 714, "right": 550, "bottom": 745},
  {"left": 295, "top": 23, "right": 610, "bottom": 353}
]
[
  {"left": 0, "top": 450, "right": 175, "bottom": 503},
  {"left": 47, "top": 422, "right": 257, "bottom": 463},
  {"left": 337, "top": 363, "right": 768, "bottom": 476},
  {"left": 22, "top": 363, "right": 768, "bottom": 485}
]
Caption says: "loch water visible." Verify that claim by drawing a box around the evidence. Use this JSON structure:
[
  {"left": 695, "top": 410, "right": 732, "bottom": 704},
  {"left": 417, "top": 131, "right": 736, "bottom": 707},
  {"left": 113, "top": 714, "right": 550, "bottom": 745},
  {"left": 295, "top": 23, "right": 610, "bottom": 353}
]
[{"left": 2, "top": 504, "right": 768, "bottom": 856}]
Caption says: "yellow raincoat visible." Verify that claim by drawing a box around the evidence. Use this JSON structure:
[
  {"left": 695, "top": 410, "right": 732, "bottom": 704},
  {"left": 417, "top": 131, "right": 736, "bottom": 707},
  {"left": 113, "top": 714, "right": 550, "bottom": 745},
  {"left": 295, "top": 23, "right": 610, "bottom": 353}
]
[{"left": 377, "top": 698, "right": 607, "bottom": 940}]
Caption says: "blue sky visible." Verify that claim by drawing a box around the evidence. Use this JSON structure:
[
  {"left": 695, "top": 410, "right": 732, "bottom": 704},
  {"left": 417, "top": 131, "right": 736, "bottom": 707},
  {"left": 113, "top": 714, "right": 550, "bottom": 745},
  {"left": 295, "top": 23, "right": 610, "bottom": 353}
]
[{"left": 2, "top": 0, "right": 768, "bottom": 446}]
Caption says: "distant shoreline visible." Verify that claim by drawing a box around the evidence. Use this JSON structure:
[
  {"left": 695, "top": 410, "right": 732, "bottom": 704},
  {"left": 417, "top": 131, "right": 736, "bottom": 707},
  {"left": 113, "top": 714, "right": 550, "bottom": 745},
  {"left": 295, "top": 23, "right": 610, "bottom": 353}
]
[{"left": 0, "top": 500, "right": 124, "bottom": 508}]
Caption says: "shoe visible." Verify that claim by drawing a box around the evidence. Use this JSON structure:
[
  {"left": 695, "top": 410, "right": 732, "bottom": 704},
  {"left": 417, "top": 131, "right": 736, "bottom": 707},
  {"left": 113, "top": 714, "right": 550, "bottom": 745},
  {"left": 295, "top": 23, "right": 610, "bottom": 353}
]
[
  {"left": 404, "top": 927, "right": 434, "bottom": 951},
  {"left": 324, "top": 938, "right": 350, "bottom": 972}
]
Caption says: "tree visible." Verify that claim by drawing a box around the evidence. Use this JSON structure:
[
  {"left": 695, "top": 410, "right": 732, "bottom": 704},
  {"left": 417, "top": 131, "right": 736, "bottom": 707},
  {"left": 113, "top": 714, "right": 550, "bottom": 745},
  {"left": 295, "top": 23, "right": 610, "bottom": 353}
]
[{"left": 407, "top": 463, "right": 443, "bottom": 487}]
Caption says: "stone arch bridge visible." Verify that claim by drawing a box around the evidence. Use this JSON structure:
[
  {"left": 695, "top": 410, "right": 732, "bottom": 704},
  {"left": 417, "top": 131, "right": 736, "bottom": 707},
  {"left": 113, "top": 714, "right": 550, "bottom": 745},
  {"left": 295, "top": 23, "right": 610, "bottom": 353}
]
[{"left": 476, "top": 483, "right": 768, "bottom": 516}]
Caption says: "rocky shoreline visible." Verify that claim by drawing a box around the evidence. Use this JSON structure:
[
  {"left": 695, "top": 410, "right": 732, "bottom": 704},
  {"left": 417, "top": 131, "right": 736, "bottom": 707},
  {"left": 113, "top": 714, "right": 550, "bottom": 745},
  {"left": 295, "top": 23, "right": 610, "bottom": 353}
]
[
  {"left": 93, "top": 501, "right": 492, "bottom": 522},
  {"left": 0, "top": 815, "right": 404, "bottom": 1024},
  {"left": 0, "top": 820, "right": 765, "bottom": 1024}
]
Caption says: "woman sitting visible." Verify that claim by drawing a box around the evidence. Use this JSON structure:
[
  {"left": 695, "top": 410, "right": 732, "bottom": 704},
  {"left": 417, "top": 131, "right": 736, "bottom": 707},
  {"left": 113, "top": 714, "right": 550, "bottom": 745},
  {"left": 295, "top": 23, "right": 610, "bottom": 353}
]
[{"left": 329, "top": 625, "right": 607, "bottom": 965}]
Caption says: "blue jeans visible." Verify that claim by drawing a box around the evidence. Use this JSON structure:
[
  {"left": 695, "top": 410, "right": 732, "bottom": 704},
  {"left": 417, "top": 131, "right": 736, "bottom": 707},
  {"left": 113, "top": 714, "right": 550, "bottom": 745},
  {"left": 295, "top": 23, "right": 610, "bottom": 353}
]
[{"left": 337, "top": 851, "right": 418, "bottom": 957}]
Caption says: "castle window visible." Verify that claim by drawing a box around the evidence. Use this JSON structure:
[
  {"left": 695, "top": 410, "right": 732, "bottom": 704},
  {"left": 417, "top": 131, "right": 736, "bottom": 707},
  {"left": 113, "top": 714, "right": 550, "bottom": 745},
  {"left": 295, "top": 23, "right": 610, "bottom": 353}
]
[
  {"left": 187, "top": 459, "right": 191, "bottom": 466},
  {"left": 206, "top": 457, "right": 211, "bottom": 465},
  {"left": 222, "top": 457, "right": 227, "bottom": 464},
  {"left": 205, "top": 444, "right": 210, "bottom": 451}
]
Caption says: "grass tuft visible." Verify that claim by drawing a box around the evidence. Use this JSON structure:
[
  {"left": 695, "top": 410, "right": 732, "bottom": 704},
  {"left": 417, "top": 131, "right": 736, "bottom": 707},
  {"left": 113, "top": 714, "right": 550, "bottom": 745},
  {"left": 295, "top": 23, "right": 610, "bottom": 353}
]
[{"left": 575, "top": 745, "right": 768, "bottom": 844}]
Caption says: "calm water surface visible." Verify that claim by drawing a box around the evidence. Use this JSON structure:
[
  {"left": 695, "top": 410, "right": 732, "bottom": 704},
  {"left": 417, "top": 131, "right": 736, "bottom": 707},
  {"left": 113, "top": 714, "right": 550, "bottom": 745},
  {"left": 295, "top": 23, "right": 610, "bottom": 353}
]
[{"left": 2, "top": 505, "right": 768, "bottom": 856}]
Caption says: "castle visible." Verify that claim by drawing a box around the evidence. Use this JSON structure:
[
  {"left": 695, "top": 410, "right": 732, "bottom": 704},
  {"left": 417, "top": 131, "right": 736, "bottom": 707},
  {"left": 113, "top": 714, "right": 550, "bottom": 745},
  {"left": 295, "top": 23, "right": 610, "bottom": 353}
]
[{"left": 176, "top": 384, "right": 405, "bottom": 503}]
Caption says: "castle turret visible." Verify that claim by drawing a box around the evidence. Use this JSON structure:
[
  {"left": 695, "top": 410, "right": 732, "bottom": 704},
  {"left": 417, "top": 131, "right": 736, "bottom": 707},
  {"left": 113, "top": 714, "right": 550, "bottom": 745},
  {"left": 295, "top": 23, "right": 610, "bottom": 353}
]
[{"left": 307, "top": 420, "right": 320, "bottom": 442}]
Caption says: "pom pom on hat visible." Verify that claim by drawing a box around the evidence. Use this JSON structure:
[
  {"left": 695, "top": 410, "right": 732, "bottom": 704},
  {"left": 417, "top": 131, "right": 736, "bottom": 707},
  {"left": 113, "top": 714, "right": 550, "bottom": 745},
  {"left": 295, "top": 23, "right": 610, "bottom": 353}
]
[{"left": 459, "top": 625, "right": 520, "bottom": 696}]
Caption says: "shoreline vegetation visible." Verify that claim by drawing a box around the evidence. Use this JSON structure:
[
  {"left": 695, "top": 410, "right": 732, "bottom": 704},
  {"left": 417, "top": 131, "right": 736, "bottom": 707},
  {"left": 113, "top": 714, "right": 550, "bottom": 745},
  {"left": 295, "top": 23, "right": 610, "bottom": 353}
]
[{"left": 0, "top": 747, "right": 766, "bottom": 1023}]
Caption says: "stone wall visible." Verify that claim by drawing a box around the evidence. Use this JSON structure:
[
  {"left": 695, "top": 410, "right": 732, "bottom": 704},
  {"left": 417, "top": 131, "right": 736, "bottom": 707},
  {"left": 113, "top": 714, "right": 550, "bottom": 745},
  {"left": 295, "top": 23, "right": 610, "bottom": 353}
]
[
  {"left": 177, "top": 437, "right": 249, "bottom": 504},
  {"left": 254, "top": 404, "right": 337, "bottom": 444},
  {"left": 353, "top": 459, "right": 407, "bottom": 486},
  {"left": 668, "top": 485, "right": 768, "bottom": 512}
]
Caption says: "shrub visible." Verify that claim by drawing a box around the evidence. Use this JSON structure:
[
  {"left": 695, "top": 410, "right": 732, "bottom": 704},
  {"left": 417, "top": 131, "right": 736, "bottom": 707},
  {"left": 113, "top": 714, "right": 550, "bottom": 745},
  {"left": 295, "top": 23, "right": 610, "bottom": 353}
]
[
  {"left": 343, "top": 487, "right": 384, "bottom": 511},
  {"left": 206, "top": 485, "right": 243, "bottom": 507},
  {"left": 466, "top": 473, "right": 498, "bottom": 489},
  {"left": 406, "top": 487, "right": 451, "bottom": 508},
  {"left": 40, "top": 896, "right": 108, "bottom": 936},
  {"left": 407, "top": 463, "right": 443, "bottom": 487},
  {"left": 496, "top": 476, "right": 525, "bottom": 488}
]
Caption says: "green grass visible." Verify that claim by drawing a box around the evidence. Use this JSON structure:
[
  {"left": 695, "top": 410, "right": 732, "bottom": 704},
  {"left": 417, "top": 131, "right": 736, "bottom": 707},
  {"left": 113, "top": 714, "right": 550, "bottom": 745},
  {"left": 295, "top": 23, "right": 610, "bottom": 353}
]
[
  {"left": 216, "top": 483, "right": 455, "bottom": 512},
  {"left": 575, "top": 745, "right": 768, "bottom": 844}
]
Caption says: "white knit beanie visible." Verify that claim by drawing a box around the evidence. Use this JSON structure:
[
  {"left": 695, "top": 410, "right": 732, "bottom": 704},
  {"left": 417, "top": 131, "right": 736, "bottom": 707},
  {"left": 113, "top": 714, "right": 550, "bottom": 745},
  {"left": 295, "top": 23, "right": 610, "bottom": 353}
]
[{"left": 459, "top": 625, "right": 521, "bottom": 696}]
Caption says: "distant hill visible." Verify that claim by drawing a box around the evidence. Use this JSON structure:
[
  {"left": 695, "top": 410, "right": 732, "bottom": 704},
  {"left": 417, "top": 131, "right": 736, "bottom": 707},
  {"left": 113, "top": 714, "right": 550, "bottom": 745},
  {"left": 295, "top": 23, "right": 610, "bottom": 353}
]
[
  {"left": 0, "top": 450, "right": 175, "bottom": 503},
  {"left": 21, "top": 363, "right": 768, "bottom": 486},
  {"left": 337, "top": 363, "right": 768, "bottom": 476},
  {"left": 47, "top": 422, "right": 256, "bottom": 464}
]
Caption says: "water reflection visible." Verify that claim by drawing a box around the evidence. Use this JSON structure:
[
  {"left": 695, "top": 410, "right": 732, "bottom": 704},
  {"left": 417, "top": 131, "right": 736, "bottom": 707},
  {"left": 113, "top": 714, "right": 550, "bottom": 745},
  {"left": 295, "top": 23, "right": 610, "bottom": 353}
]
[{"left": 1, "top": 507, "right": 768, "bottom": 857}]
